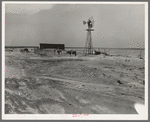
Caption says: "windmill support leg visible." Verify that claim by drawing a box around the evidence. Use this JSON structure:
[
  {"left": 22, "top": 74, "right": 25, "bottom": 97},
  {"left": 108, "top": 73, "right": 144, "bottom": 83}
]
[{"left": 85, "top": 30, "right": 93, "bottom": 55}]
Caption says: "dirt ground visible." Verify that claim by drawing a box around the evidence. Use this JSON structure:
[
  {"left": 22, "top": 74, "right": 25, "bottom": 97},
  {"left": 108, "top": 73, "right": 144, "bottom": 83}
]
[{"left": 4, "top": 49, "right": 145, "bottom": 114}]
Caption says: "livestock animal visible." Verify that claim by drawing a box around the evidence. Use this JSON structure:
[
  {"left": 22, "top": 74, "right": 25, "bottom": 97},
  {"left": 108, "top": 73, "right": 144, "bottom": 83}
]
[
  {"left": 57, "top": 49, "right": 62, "bottom": 54},
  {"left": 66, "top": 50, "right": 77, "bottom": 56},
  {"left": 54, "top": 49, "right": 62, "bottom": 56},
  {"left": 94, "top": 50, "right": 109, "bottom": 56},
  {"left": 94, "top": 50, "right": 101, "bottom": 55},
  {"left": 7, "top": 49, "right": 13, "bottom": 52},
  {"left": 20, "top": 48, "right": 29, "bottom": 53},
  {"left": 101, "top": 52, "right": 109, "bottom": 56}
]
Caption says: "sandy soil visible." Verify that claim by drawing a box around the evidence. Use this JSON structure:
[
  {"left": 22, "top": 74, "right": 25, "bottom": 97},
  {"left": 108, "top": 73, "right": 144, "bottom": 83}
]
[{"left": 4, "top": 50, "right": 144, "bottom": 114}]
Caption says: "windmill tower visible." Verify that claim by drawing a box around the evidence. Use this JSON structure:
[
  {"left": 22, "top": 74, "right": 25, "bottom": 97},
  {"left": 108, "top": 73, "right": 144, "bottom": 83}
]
[{"left": 83, "top": 17, "right": 95, "bottom": 55}]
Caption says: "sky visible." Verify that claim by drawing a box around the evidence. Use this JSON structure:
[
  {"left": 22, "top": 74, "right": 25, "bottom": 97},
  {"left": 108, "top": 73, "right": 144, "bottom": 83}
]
[{"left": 5, "top": 3, "right": 145, "bottom": 48}]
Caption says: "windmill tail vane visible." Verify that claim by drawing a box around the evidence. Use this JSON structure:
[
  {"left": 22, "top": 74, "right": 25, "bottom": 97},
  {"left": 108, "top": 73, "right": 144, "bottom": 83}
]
[{"left": 83, "top": 21, "right": 86, "bottom": 25}]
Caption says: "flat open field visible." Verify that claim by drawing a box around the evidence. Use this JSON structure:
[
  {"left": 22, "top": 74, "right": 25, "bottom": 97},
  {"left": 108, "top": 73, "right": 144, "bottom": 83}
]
[{"left": 4, "top": 49, "right": 145, "bottom": 114}]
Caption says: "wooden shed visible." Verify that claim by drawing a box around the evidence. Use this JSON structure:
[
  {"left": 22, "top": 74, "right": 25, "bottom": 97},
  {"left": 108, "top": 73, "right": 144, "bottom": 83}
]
[{"left": 40, "top": 43, "right": 65, "bottom": 50}]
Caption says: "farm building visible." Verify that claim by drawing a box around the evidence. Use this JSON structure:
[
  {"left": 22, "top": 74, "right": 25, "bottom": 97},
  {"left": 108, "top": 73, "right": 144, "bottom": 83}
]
[{"left": 39, "top": 43, "right": 65, "bottom": 50}]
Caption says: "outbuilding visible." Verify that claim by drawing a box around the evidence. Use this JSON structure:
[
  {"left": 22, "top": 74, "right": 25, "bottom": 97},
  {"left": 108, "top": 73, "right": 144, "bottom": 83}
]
[{"left": 39, "top": 43, "right": 65, "bottom": 50}]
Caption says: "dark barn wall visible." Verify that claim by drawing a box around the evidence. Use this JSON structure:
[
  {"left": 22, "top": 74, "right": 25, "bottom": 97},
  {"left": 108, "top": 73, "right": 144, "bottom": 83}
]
[{"left": 40, "top": 43, "right": 65, "bottom": 50}]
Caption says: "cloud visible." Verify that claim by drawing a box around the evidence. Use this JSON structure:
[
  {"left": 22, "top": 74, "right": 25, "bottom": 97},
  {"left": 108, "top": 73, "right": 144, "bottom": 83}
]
[
  {"left": 5, "top": 4, "right": 145, "bottom": 48},
  {"left": 5, "top": 4, "right": 54, "bottom": 14}
]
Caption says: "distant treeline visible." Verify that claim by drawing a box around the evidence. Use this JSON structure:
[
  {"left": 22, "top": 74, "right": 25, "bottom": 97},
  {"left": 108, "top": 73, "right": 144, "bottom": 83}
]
[
  {"left": 5, "top": 46, "right": 39, "bottom": 48},
  {"left": 65, "top": 47, "right": 145, "bottom": 50},
  {"left": 5, "top": 46, "right": 144, "bottom": 50}
]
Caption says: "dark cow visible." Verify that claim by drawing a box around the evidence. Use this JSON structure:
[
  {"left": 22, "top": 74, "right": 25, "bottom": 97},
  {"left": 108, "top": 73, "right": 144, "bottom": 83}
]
[
  {"left": 94, "top": 50, "right": 109, "bottom": 56},
  {"left": 20, "top": 48, "right": 29, "bottom": 53},
  {"left": 94, "top": 50, "right": 101, "bottom": 55},
  {"left": 101, "top": 52, "right": 109, "bottom": 56},
  {"left": 67, "top": 50, "right": 76, "bottom": 56},
  {"left": 8, "top": 49, "right": 13, "bottom": 52},
  {"left": 54, "top": 49, "right": 62, "bottom": 56},
  {"left": 57, "top": 49, "right": 62, "bottom": 54}
]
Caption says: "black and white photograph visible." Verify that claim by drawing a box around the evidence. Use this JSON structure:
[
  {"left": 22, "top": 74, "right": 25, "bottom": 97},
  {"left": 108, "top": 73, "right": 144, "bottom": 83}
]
[{"left": 2, "top": 1, "right": 148, "bottom": 120}]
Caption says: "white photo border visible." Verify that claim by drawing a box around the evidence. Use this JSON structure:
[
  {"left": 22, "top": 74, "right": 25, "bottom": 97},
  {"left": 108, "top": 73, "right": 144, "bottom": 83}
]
[{"left": 2, "top": 1, "right": 148, "bottom": 120}]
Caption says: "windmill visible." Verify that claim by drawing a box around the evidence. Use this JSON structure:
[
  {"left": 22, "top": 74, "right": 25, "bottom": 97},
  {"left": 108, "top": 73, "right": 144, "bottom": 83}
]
[{"left": 83, "top": 16, "right": 95, "bottom": 54}]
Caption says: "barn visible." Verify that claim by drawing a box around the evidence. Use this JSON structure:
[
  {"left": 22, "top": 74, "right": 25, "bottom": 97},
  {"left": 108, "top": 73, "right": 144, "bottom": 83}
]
[{"left": 39, "top": 43, "right": 65, "bottom": 50}]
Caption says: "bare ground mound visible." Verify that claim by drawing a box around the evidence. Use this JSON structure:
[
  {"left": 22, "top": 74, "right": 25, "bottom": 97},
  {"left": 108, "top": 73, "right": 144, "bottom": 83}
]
[{"left": 5, "top": 51, "right": 144, "bottom": 114}]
